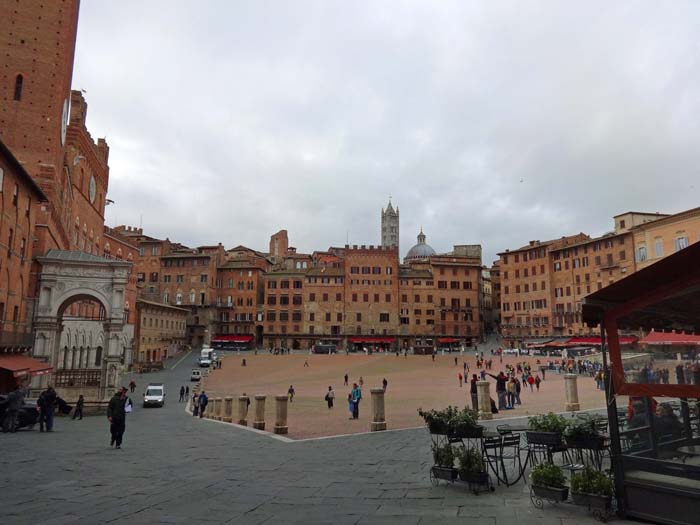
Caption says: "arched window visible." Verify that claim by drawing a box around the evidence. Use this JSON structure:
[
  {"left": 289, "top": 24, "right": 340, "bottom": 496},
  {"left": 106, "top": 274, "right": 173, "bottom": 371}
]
[{"left": 14, "top": 74, "right": 23, "bottom": 101}]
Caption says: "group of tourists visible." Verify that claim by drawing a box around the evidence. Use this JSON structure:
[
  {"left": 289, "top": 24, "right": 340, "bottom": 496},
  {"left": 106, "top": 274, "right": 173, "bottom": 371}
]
[
  {"left": 178, "top": 385, "right": 191, "bottom": 402},
  {"left": 191, "top": 391, "right": 209, "bottom": 418}
]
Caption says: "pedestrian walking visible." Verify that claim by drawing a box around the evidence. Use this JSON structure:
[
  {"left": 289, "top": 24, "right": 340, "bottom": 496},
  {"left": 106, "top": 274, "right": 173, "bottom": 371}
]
[
  {"left": 431, "top": 352, "right": 435, "bottom": 362},
  {"left": 454, "top": 356, "right": 458, "bottom": 366},
  {"left": 304, "top": 360, "right": 309, "bottom": 368},
  {"left": 242, "top": 358, "right": 247, "bottom": 366},
  {"left": 3, "top": 387, "right": 24, "bottom": 432},
  {"left": 347, "top": 393, "right": 354, "bottom": 418},
  {"left": 527, "top": 375, "right": 535, "bottom": 392},
  {"left": 192, "top": 392, "right": 200, "bottom": 416},
  {"left": 535, "top": 375, "right": 541, "bottom": 391},
  {"left": 129, "top": 380, "right": 136, "bottom": 393},
  {"left": 458, "top": 373, "right": 463, "bottom": 387},
  {"left": 198, "top": 391, "right": 209, "bottom": 418},
  {"left": 351, "top": 382, "right": 362, "bottom": 419},
  {"left": 470, "top": 374, "right": 479, "bottom": 411},
  {"left": 325, "top": 386, "right": 335, "bottom": 409},
  {"left": 107, "top": 387, "right": 128, "bottom": 449},
  {"left": 486, "top": 372, "right": 508, "bottom": 410},
  {"left": 382, "top": 377, "right": 388, "bottom": 392},
  {"left": 514, "top": 378, "right": 522, "bottom": 405},
  {"left": 185, "top": 385, "right": 189, "bottom": 397},
  {"left": 359, "top": 376, "right": 364, "bottom": 387},
  {"left": 179, "top": 386, "right": 185, "bottom": 403},
  {"left": 37, "top": 386, "right": 57, "bottom": 432},
  {"left": 343, "top": 373, "right": 348, "bottom": 386},
  {"left": 463, "top": 362, "right": 467, "bottom": 374},
  {"left": 72, "top": 394, "right": 85, "bottom": 420},
  {"left": 288, "top": 385, "right": 295, "bottom": 403}
]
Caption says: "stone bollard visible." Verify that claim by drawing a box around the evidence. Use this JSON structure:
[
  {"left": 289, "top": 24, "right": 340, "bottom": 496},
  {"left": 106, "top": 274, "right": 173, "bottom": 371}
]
[
  {"left": 238, "top": 396, "right": 250, "bottom": 426},
  {"left": 274, "top": 395, "right": 289, "bottom": 434},
  {"left": 253, "top": 395, "right": 266, "bottom": 430},
  {"left": 564, "top": 374, "right": 580, "bottom": 411},
  {"left": 223, "top": 397, "right": 233, "bottom": 423},
  {"left": 370, "top": 388, "right": 386, "bottom": 431},
  {"left": 213, "top": 398, "right": 222, "bottom": 420},
  {"left": 476, "top": 380, "right": 493, "bottom": 420}
]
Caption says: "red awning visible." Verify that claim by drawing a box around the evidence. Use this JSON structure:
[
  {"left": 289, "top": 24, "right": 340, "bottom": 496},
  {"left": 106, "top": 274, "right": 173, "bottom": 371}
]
[
  {"left": 640, "top": 330, "right": 700, "bottom": 346},
  {"left": 211, "top": 335, "right": 254, "bottom": 343},
  {"left": 565, "top": 336, "right": 637, "bottom": 346},
  {"left": 0, "top": 354, "right": 53, "bottom": 378},
  {"left": 437, "top": 338, "right": 459, "bottom": 343},
  {"left": 348, "top": 336, "right": 395, "bottom": 344}
]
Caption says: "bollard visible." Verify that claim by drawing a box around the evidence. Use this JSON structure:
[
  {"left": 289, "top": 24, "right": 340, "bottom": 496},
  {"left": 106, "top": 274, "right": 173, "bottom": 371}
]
[
  {"left": 237, "top": 396, "right": 250, "bottom": 425},
  {"left": 564, "top": 374, "right": 580, "bottom": 411},
  {"left": 223, "top": 397, "right": 233, "bottom": 423},
  {"left": 215, "top": 397, "right": 224, "bottom": 420},
  {"left": 476, "top": 380, "right": 493, "bottom": 420},
  {"left": 253, "top": 395, "right": 266, "bottom": 430},
  {"left": 370, "top": 388, "right": 386, "bottom": 431},
  {"left": 274, "top": 395, "right": 289, "bottom": 434}
]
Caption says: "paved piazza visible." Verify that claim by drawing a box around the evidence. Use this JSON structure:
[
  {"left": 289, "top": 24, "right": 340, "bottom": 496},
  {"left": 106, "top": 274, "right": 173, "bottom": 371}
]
[
  {"left": 203, "top": 351, "right": 607, "bottom": 439},
  {"left": 1, "top": 351, "right": 641, "bottom": 525}
]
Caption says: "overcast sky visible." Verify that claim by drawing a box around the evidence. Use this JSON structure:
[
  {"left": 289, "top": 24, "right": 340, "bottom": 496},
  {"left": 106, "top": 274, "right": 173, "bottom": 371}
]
[{"left": 73, "top": 1, "right": 700, "bottom": 264}]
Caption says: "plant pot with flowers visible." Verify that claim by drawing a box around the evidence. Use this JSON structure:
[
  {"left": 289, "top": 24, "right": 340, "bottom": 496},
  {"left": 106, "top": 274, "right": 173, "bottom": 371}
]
[
  {"left": 527, "top": 413, "right": 569, "bottom": 449},
  {"left": 530, "top": 463, "right": 569, "bottom": 502},
  {"left": 570, "top": 467, "right": 613, "bottom": 513},
  {"left": 430, "top": 442, "right": 457, "bottom": 482}
]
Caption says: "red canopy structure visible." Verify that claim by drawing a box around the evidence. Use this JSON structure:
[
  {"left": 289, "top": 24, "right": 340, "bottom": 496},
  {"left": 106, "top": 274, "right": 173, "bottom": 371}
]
[
  {"left": 211, "top": 335, "right": 253, "bottom": 343},
  {"left": 347, "top": 336, "right": 395, "bottom": 344},
  {"left": 640, "top": 329, "right": 700, "bottom": 346},
  {"left": 0, "top": 354, "right": 52, "bottom": 378},
  {"left": 565, "top": 336, "right": 638, "bottom": 346},
  {"left": 437, "top": 337, "right": 459, "bottom": 344}
]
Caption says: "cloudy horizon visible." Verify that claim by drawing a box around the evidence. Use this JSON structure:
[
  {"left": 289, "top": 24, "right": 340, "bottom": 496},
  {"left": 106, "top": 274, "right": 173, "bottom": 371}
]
[{"left": 72, "top": 1, "right": 700, "bottom": 264}]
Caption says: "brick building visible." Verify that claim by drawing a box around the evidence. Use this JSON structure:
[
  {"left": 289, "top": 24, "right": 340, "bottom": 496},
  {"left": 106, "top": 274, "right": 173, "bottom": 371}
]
[
  {"left": 0, "top": 140, "right": 48, "bottom": 351},
  {"left": 134, "top": 299, "right": 187, "bottom": 364},
  {"left": 629, "top": 207, "right": 700, "bottom": 270}
]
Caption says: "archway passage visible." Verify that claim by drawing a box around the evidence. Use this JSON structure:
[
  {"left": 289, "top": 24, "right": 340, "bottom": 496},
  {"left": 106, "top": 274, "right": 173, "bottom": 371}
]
[{"left": 32, "top": 250, "right": 134, "bottom": 399}]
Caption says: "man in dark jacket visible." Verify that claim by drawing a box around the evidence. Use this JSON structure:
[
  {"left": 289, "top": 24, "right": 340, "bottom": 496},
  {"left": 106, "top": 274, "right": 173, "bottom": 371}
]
[
  {"left": 486, "top": 372, "right": 508, "bottom": 410},
  {"left": 37, "top": 386, "right": 57, "bottom": 432},
  {"left": 107, "top": 387, "right": 128, "bottom": 448},
  {"left": 4, "top": 387, "right": 24, "bottom": 432},
  {"left": 469, "top": 374, "right": 479, "bottom": 411},
  {"left": 198, "top": 391, "right": 209, "bottom": 418}
]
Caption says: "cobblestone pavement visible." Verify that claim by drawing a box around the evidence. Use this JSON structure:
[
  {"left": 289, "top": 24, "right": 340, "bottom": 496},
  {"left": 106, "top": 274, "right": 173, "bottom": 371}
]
[{"left": 0, "top": 351, "right": 639, "bottom": 525}]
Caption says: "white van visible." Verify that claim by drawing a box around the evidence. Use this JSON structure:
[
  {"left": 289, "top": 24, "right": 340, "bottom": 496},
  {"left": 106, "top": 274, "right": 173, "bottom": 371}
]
[
  {"left": 143, "top": 383, "right": 165, "bottom": 408},
  {"left": 190, "top": 369, "right": 202, "bottom": 382}
]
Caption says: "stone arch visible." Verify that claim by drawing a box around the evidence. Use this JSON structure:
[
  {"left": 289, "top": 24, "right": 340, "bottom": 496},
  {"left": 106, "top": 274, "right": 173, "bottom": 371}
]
[{"left": 54, "top": 290, "right": 111, "bottom": 320}]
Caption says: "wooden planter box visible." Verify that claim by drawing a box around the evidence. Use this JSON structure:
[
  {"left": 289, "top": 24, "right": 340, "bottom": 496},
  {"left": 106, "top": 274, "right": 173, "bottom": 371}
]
[
  {"left": 432, "top": 466, "right": 458, "bottom": 481},
  {"left": 527, "top": 431, "right": 564, "bottom": 447},
  {"left": 571, "top": 491, "right": 612, "bottom": 511},
  {"left": 451, "top": 424, "right": 484, "bottom": 439},
  {"left": 532, "top": 484, "right": 569, "bottom": 502},
  {"left": 565, "top": 435, "right": 606, "bottom": 450}
]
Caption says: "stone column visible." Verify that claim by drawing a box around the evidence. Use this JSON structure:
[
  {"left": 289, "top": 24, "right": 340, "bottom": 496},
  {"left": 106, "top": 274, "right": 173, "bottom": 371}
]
[
  {"left": 370, "top": 388, "right": 386, "bottom": 431},
  {"left": 223, "top": 396, "right": 233, "bottom": 423},
  {"left": 253, "top": 395, "right": 266, "bottom": 430},
  {"left": 565, "top": 374, "right": 580, "bottom": 411},
  {"left": 476, "top": 380, "right": 492, "bottom": 420},
  {"left": 237, "top": 396, "right": 249, "bottom": 425},
  {"left": 213, "top": 397, "right": 223, "bottom": 420},
  {"left": 274, "top": 395, "right": 289, "bottom": 434}
]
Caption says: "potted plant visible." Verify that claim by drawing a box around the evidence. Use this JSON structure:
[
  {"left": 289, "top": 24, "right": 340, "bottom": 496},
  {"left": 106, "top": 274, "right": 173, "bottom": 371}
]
[
  {"left": 570, "top": 467, "right": 613, "bottom": 511},
  {"left": 419, "top": 407, "right": 451, "bottom": 435},
  {"left": 564, "top": 420, "right": 605, "bottom": 450},
  {"left": 527, "top": 413, "right": 568, "bottom": 447},
  {"left": 457, "top": 446, "right": 488, "bottom": 483},
  {"left": 450, "top": 407, "right": 483, "bottom": 438},
  {"left": 530, "top": 463, "right": 569, "bottom": 502},
  {"left": 431, "top": 442, "right": 457, "bottom": 481}
]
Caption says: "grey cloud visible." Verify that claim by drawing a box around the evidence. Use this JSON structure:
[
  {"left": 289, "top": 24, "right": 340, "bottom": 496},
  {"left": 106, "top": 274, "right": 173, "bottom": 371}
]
[{"left": 73, "top": 0, "right": 700, "bottom": 263}]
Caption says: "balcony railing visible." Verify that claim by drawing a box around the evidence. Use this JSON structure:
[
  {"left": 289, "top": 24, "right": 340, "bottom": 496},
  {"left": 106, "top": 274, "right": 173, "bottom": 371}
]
[{"left": 0, "top": 330, "right": 34, "bottom": 348}]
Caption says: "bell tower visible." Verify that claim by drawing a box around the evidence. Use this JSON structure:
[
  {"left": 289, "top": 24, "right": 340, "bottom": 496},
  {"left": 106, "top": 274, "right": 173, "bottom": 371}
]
[{"left": 381, "top": 198, "right": 399, "bottom": 252}]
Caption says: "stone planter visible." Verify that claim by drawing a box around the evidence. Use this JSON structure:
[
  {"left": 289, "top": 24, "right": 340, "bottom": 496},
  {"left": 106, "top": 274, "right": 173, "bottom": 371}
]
[
  {"left": 427, "top": 420, "right": 450, "bottom": 435},
  {"left": 458, "top": 470, "right": 489, "bottom": 484},
  {"left": 532, "top": 484, "right": 569, "bottom": 502},
  {"left": 571, "top": 491, "right": 612, "bottom": 512},
  {"left": 431, "top": 466, "right": 458, "bottom": 482}
]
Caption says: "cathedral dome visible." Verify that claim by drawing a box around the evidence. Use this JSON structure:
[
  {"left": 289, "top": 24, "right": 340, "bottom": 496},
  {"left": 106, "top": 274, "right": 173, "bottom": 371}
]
[{"left": 405, "top": 229, "right": 436, "bottom": 260}]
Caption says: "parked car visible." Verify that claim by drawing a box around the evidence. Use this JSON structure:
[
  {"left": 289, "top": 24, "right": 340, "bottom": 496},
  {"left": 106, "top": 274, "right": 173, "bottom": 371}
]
[
  {"left": 199, "top": 357, "right": 212, "bottom": 368},
  {"left": 503, "top": 348, "right": 520, "bottom": 355},
  {"left": 312, "top": 344, "right": 337, "bottom": 354},
  {"left": 190, "top": 369, "right": 202, "bottom": 382},
  {"left": 0, "top": 394, "right": 39, "bottom": 432},
  {"left": 143, "top": 383, "right": 165, "bottom": 408}
]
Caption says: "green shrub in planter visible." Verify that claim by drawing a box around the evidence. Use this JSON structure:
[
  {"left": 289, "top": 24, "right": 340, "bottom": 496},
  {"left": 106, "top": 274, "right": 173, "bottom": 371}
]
[
  {"left": 528, "top": 413, "right": 569, "bottom": 433},
  {"left": 432, "top": 442, "right": 455, "bottom": 468},
  {"left": 565, "top": 420, "right": 605, "bottom": 449},
  {"left": 571, "top": 467, "right": 613, "bottom": 497},
  {"left": 530, "top": 463, "right": 567, "bottom": 488},
  {"left": 457, "top": 446, "right": 485, "bottom": 476}
]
